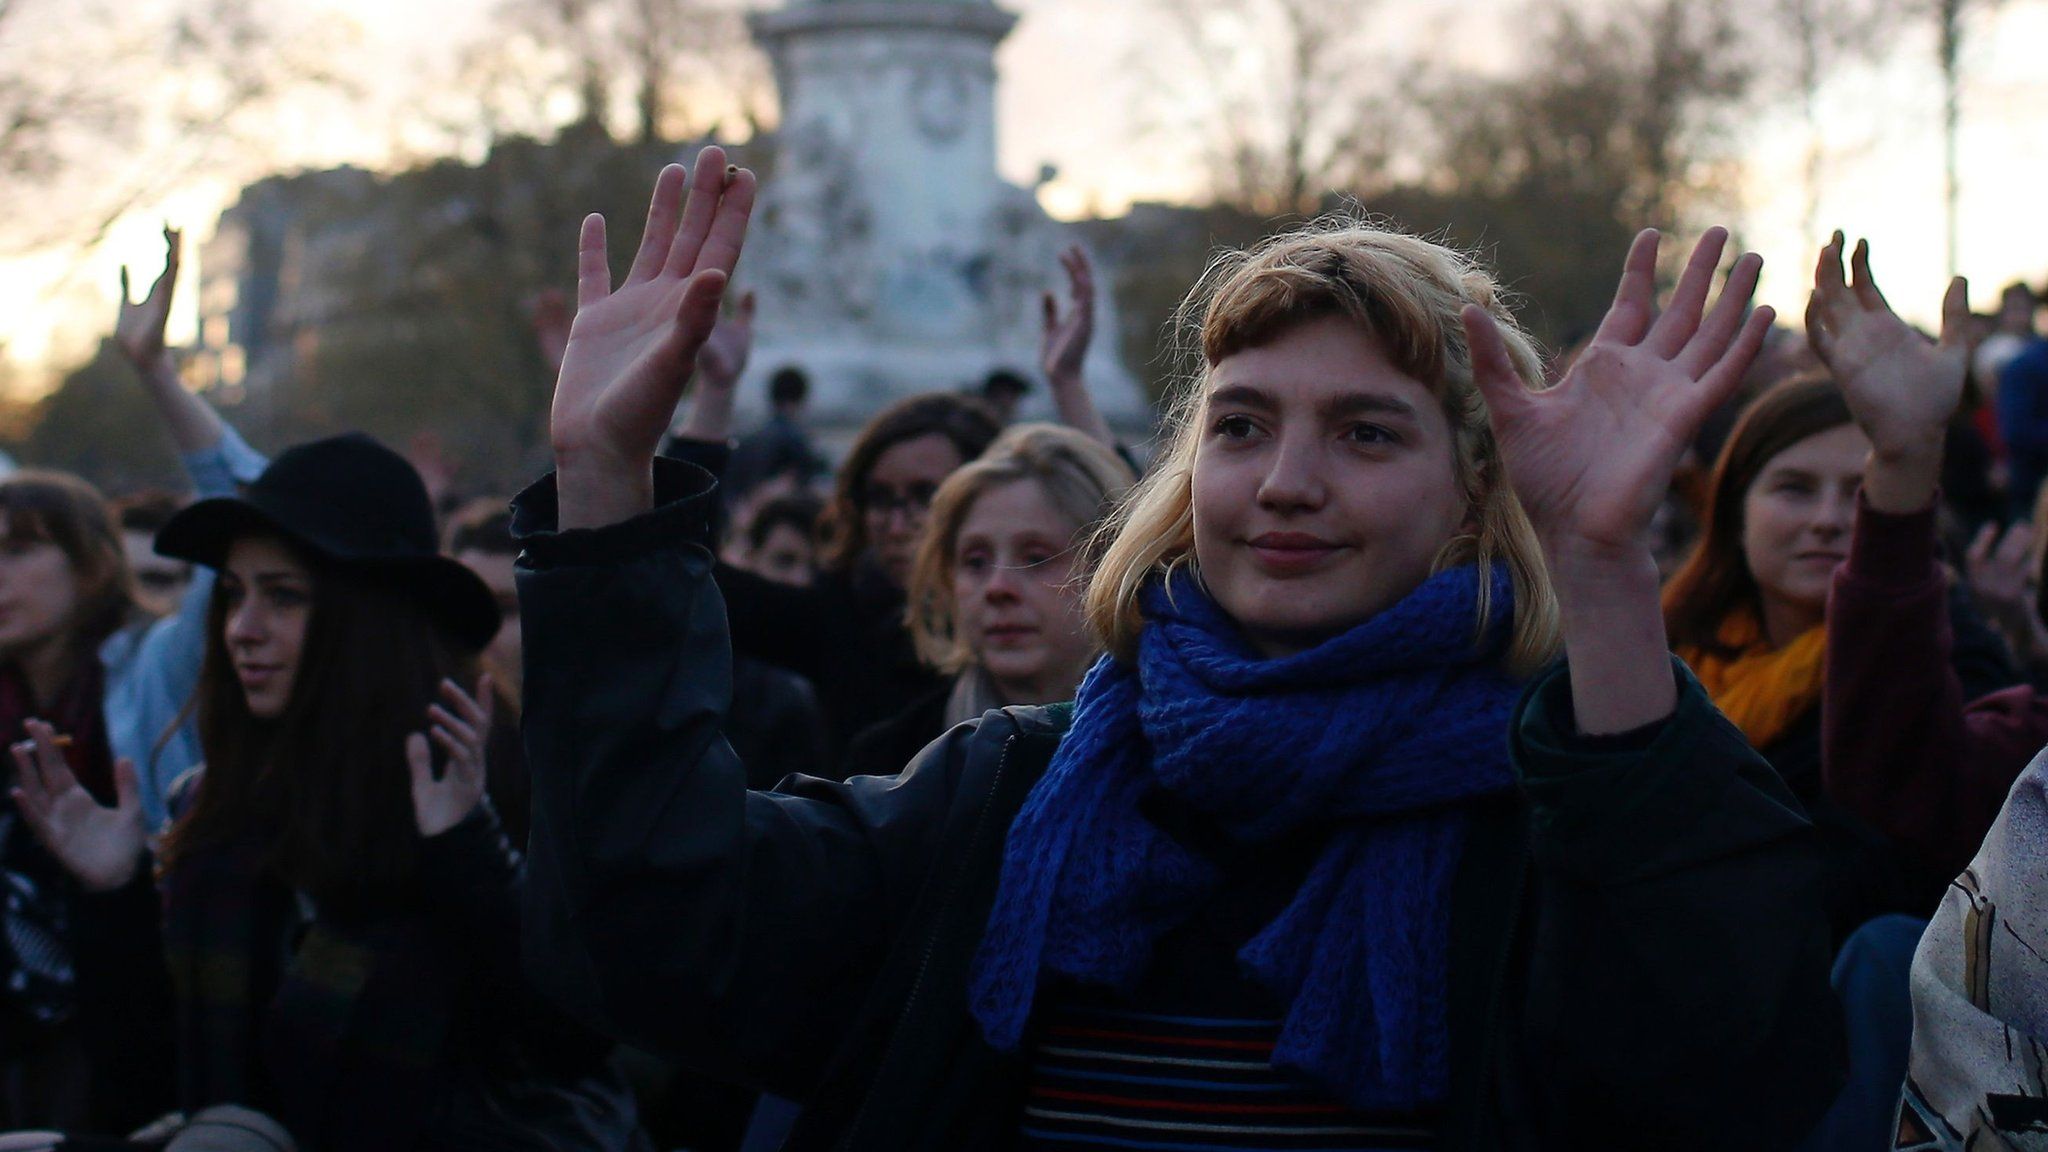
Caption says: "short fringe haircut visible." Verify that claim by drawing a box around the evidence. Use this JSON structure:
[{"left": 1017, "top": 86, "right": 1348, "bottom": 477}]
[
  {"left": 909, "top": 423, "right": 1136, "bottom": 673},
  {"left": 1083, "top": 218, "right": 1562, "bottom": 675}
]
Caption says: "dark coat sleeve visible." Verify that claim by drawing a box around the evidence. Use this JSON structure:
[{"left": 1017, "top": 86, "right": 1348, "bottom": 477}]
[
  {"left": 1823, "top": 497, "right": 2048, "bottom": 879},
  {"left": 1511, "top": 656, "right": 1844, "bottom": 1151},
  {"left": 73, "top": 870, "right": 177, "bottom": 1130},
  {"left": 512, "top": 461, "right": 966, "bottom": 1096}
]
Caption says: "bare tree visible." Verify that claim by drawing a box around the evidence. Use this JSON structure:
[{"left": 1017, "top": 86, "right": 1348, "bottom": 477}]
[
  {"left": 1760, "top": 0, "right": 1892, "bottom": 241},
  {"left": 1421, "top": 0, "right": 1753, "bottom": 237},
  {"left": 1931, "top": 0, "right": 2004, "bottom": 277},
  {"left": 470, "top": 0, "right": 768, "bottom": 145},
  {"left": 1143, "top": 0, "right": 1394, "bottom": 216},
  {"left": 0, "top": 0, "right": 353, "bottom": 255}
]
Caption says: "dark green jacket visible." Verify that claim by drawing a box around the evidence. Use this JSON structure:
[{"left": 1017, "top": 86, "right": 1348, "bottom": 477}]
[{"left": 514, "top": 460, "right": 1843, "bottom": 1151}]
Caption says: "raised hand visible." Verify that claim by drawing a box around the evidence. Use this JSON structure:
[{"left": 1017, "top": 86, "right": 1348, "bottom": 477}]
[
  {"left": 1465, "top": 228, "right": 1774, "bottom": 733},
  {"left": 1806, "top": 234, "right": 1968, "bottom": 513},
  {"left": 697, "top": 290, "right": 756, "bottom": 392},
  {"left": 407, "top": 675, "right": 494, "bottom": 838},
  {"left": 1042, "top": 246, "right": 1096, "bottom": 385},
  {"left": 551, "top": 146, "right": 758, "bottom": 528},
  {"left": 10, "top": 720, "right": 145, "bottom": 893},
  {"left": 1467, "top": 228, "right": 1773, "bottom": 563},
  {"left": 115, "top": 226, "right": 181, "bottom": 374}
]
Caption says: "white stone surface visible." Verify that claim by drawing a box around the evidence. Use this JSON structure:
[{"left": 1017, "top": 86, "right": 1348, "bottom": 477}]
[{"left": 739, "top": 0, "right": 1149, "bottom": 430}]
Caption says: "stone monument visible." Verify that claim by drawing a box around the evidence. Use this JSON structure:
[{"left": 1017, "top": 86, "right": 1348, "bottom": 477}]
[{"left": 740, "top": 0, "right": 1149, "bottom": 431}]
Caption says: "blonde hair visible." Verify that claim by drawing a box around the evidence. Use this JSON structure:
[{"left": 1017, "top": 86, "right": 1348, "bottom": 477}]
[
  {"left": 909, "top": 423, "right": 1138, "bottom": 673},
  {"left": 1083, "top": 218, "right": 1562, "bottom": 674}
]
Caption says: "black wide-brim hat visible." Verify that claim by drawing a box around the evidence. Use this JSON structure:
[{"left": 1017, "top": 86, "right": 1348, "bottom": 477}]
[{"left": 155, "top": 432, "right": 501, "bottom": 652}]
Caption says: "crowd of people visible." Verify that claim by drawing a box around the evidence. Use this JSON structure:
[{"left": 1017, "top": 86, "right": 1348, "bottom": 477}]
[{"left": 0, "top": 143, "right": 2039, "bottom": 1151}]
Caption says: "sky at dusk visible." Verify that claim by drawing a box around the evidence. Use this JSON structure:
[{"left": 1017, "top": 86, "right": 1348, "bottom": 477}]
[{"left": 4, "top": 0, "right": 2045, "bottom": 385}]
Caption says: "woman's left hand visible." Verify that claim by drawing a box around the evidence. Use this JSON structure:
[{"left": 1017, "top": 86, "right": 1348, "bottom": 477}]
[
  {"left": 1465, "top": 227, "right": 1773, "bottom": 568},
  {"left": 408, "top": 675, "right": 494, "bottom": 838}
]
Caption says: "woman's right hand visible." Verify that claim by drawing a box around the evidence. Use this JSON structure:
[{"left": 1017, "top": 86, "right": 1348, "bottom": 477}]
[
  {"left": 114, "top": 226, "right": 180, "bottom": 375},
  {"left": 551, "top": 146, "right": 757, "bottom": 529},
  {"left": 10, "top": 720, "right": 145, "bottom": 893},
  {"left": 1805, "top": 233, "right": 1968, "bottom": 513}
]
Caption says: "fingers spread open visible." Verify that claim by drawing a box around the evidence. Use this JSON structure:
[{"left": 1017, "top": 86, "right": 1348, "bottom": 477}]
[
  {"left": 1647, "top": 228, "right": 1730, "bottom": 358},
  {"left": 406, "top": 732, "right": 435, "bottom": 785},
  {"left": 1968, "top": 521, "right": 1998, "bottom": 566},
  {"left": 112, "top": 759, "right": 139, "bottom": 813},
  {"left": 1596, "top": 229, "right": 1662, "bottom": 346},
  {"left": 1804, "top": 292, "right": 1837, "bottom": 367},
  {"left": 25, "top": 721, "right": 76, "bottom": 796},
  {"left": 1940, "top": 276, "right": 1972, "bottom": 349},
  {"left": 1042, "top": 291, "right": 1058, "bottom": 332},
  {"left": 1849, "top": 239, "right": 1891, "bottom": 312},
  {"left": 627, "top": 164, "right": 688, "bottom": 285},
  {"left": 694, "top": 167, "right": 757, "bottom": 283},
  {"left": 1677, "top": 251, "right": 1761, "bottom": 378},
  {"left": 576, "top": 214, "right": 611, "bottom": 309},
  {"left": 1694, "top": 305, "right": 1777, "bottom": 422},
  {"left": 1996, "top": 522, "right": 2034, "bottom": 566},
  {"left": 1814, "top": 232, "right": 1848, "bottom": 305},
  {"left": 665, "top": 146, "right": 731, "bottom": 279},
  {"left": 1462, "top": 305, "right": 1531, "bottom": 425}
]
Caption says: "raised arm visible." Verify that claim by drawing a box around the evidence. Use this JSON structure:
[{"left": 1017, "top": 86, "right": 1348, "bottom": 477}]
[
  {"left": 520, "top": 151, "right": 965, "bottom": 1088},
  {"left": 115, "top": 227, "right": 229, "bottom": 456},
  {"left": 551, "top": 152, "right": 756, "bottom": 529},
  {"left": 671, "top": 290, "right": 754, "bottom": 444},
  {"left": 1474, "top": 233, "right": 1843, "bottom": 1147},
  {"left": 1812, "top": 235, "right": 2046, "bottom": 875},
  {"left": 1468, "top": 227, "right": 1773, "bottom": 732},
  {"left": 1041, "top": 245, "right": 1116, "bottom": 448}
]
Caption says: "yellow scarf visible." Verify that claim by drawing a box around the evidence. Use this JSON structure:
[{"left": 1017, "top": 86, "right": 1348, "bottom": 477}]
[{"left": 1676, "top": 609, "right": 1826, "bottom": 750}]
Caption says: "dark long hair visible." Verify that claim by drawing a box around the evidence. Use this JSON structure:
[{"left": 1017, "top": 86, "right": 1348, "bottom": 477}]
[
  {"left": 1662, "top": 374, "right": 1854, "bottom": 655},
  {"left": 815, "top": 393, "right": 1002, "bottom": 576},
  {"left": 158, "top": 544, "right": 475, "bottom": 906},
  {"left": 0, "top": 471, "right": 134, "bottom": 657}
]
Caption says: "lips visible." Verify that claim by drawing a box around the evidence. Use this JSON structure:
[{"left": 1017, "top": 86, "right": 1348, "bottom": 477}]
[
  {"left": 982, "top": 624, "right": 1039, "bottom": 645},
  {"left": 1247, "top": 532, "right": 1345, "bottom": 575}
]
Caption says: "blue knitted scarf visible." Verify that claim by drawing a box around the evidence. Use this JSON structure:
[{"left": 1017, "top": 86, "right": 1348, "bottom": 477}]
[{"left": 968, "top": 563, "right": 1525, "bottom": 1111}]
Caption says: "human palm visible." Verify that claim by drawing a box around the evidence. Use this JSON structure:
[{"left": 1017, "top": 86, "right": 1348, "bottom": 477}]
[
  {"left": 1806, "top": 234, "right": 1968, "bottom": 458},
  {"left": 551, "top": 147, "right": 757, "bottom": 483},
  {"left": 1467, "top": 228, "right": 1775, "bottom": 559},
  {"left": 10, "top": 720, "right": 144, "bottom": 893},
  {"left": 1041, "top": 246, "right": 1095, "bottom": 382},
  {"left": 115, "top": 226, "right": 181, "bottom": 372}
]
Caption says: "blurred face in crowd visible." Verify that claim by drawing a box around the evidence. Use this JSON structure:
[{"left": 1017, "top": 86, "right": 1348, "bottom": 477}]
[
  {"left": 864, "top": 433, "right": 966, "bottom": 588},
  {"left": 1190, "top": 316, "right": 1468, "bottom": 657},
  {"left": 1740, "top": 422, "right": 1867, "bottom": 645},
  {"left": 752, "top": 524, "right": 815, "bottom": 587},
  {"left": 124, "top": 529, "right": 192, "bottom": 619},
  {"left": 456, "top": 547, "right": 521, "bottom": 681},
  {"left": 0, "top": 513, "right": 80, "bottom": 662},
  {"left": 221, "top": 535, "right": 313, "bottom": 720},
  {"left": 953, "top": 480, "right": 1093, "bottom": 705}
]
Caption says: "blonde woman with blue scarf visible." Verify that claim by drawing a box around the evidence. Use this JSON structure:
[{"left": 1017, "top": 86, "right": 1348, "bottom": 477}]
[{"left": 513, "top": 147, "right": 1843, "bottom": 1151}]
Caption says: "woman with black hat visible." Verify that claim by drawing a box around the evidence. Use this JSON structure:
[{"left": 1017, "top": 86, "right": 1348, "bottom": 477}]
[{"left": 5, "top": 433, "right": 645, "bottom": 1150}]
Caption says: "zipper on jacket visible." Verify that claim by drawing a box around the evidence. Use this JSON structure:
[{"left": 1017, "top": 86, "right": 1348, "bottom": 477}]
[{"left": 834, "top": 732, "right": 1019, "bottom": 1152}]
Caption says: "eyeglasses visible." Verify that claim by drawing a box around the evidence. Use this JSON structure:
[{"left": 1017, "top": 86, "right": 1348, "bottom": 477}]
[{"left": 863, "top": 483, "right": 940, "bottom": 519}]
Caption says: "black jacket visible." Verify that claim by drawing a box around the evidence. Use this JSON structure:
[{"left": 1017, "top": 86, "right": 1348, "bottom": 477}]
[{"left": 515, "top": 460, "right": 1844, "bottom": 1151}]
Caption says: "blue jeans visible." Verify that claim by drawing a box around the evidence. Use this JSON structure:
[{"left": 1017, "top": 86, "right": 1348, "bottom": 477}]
[{"left": 1799, "top": 914, "right": 1925, "bottom": 1152}]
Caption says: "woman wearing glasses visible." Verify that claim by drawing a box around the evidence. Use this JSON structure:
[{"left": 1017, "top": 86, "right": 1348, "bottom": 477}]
[{"left": 840, "top": 422, "right": 1135, "bottom": 779}]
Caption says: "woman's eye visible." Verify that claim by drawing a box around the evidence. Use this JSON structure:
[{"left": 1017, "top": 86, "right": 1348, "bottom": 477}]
[
  {"left": 1346, "top": 423, "right": 1395, "bottom": 446},
  {"left": 958, "top": 553, "right": 991, "bottom": 575},
  {"left": 1214, "top": 414, "right": 1258, "bottom": 440},
  {"left": 269, "top": 587, "right": 308, "bottom": 607}
]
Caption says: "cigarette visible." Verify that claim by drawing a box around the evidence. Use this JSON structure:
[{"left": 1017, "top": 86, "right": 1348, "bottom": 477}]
[{"left": 48, "top": 736, "right": 71, "bottom": 749}]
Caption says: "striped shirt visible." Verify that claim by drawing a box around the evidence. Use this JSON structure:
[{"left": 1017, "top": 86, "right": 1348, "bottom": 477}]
[
  {"left": 1016, "top": 794, "right": 1437, "bottom": 1151},
  {"left": 1019, "top": 998, "right": 1437, "bottom": 1150}
]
